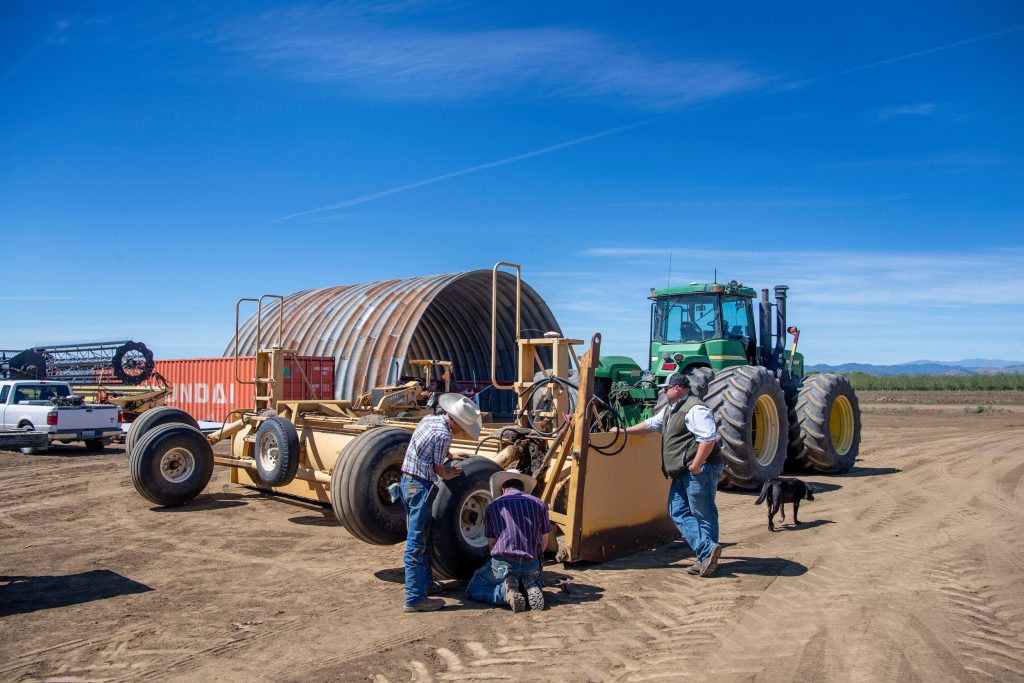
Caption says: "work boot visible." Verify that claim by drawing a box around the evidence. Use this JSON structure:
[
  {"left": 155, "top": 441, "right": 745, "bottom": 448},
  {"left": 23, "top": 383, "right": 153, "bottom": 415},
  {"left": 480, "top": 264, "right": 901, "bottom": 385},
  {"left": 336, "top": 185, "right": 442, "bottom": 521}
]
[
  {"left": 503, "top": 576, "right": 526, "bottom": 613},
  {"left": 525, "top": 577, "right": 545, "bottom": 611},
  {"left": 685, "top": 559, "right": 703, "bottom": 575},
  {"left": 699, "top": 544, "right": 723, "bottom": 577},
  {"left": 403, "top": 597, "right": 445, "bottom": 613}
]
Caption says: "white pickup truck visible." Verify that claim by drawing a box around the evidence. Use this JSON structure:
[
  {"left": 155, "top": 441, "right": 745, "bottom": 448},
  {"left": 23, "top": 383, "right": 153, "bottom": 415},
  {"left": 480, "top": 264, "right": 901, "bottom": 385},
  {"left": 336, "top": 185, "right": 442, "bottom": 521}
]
[{"left": 0, "top": 380, "right": 122, "bottom": 454}]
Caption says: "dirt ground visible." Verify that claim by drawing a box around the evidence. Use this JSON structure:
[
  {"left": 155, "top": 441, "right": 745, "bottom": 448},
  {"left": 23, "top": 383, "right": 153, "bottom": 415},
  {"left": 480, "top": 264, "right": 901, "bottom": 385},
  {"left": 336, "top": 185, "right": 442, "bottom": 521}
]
[{"left": 2, "top": 392, "right": 1023, "bottom": 682}]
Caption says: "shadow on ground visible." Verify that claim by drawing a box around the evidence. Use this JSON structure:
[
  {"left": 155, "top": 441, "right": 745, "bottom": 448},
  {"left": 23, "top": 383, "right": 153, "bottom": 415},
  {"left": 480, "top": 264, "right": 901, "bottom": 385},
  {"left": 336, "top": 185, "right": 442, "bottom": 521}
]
[
  {"left": 0, "top": 570, "right": 152, "bottom": 617},
  {"left": 151, "top": 492, "right": 249, "bottom": 512}
]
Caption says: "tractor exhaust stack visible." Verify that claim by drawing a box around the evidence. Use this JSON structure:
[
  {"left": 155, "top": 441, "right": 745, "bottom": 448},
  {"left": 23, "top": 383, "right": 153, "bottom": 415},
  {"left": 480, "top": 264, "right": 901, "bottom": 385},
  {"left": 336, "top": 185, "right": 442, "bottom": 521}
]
[
  {"left": 774, "top": 285, "right": 789, "bottom": 368},
  {"left": 759, "top": 289, "right": 772, "bottom": 366}
]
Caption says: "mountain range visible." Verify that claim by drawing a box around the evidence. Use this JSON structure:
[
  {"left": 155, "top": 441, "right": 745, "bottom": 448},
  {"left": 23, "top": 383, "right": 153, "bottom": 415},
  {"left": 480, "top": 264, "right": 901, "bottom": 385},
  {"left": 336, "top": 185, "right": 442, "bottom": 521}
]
[{"left": 806, "top": 359, "right": 1024, "bottom": 376}]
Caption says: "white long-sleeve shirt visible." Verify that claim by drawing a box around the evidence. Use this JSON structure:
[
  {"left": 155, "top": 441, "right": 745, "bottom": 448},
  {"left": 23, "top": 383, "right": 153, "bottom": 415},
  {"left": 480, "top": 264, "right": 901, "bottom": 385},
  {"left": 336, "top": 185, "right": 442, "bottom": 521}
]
[{"left": 643, "top": 402, "right": 718, "bottom": 442}]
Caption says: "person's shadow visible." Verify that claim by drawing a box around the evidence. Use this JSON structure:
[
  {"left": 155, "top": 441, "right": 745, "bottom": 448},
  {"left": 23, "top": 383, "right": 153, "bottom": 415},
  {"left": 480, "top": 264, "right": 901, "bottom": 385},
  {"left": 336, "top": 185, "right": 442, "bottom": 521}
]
[{"left": 712, "top": 555, "right": 807, "bottom": 578}]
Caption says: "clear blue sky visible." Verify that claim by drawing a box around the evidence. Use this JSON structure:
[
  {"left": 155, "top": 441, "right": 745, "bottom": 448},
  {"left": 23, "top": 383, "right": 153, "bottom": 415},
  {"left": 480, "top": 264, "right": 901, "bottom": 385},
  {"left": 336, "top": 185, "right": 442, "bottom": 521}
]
[{"left": 2, "top": 2, "right": 1022, "bottom": 366}]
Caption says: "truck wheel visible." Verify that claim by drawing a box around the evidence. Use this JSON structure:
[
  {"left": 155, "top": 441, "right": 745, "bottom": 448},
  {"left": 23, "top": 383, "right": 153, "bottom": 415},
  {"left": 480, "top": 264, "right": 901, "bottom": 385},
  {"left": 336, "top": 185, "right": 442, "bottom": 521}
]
[
  {"left": 788, "top": 373, "right": 861, "bottom": 473},
  {"left": 18, "top": 423, "right": 46, "bottom": 455},
  {"left": 429, "top": 457, "right": 502, "bottom": 580},
  {"left": 130, "top": 423, "right": 213, "bottom": 506},
  {"left": 127, "top": 407, "right": 200, "bottom": 456},
  {"left": 331, "top": 427, "right": 410, "bottom": 545},
  {"left": 704, "top": 366, "right": 788, "bottom": 489},
  {"left": 84, "top": 439, "right": 105, "bottom": 451},
  {"left": 253, "top": 417, "right": 301, "bottom": 487}
]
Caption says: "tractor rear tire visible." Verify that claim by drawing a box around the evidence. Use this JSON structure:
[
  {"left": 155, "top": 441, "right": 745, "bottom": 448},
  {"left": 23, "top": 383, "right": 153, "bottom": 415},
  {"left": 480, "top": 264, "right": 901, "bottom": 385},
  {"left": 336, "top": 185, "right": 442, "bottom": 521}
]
[
  {"left": 331, "top": 427, "right": 410, "bottom": 545},
  {"left": 429, "top": 457, "right": 502, "bottom": 580},
  {"left": 253, "top": 417, "right": 301, "bottom": 487},
  {"left": 130, "top": 423, "right": 213, "bottom": 506},
  {"left": 687, "top": 366, "right": 714, "bottom": 399},
  {"left": 788, "top": 373, "right": 861, "bottom": 473},
  {"left": 704, "top": 366, "right": 788, "bottom": 489},
  {"left": 127, "top": 407, "right": 200, "bottom": 457}
]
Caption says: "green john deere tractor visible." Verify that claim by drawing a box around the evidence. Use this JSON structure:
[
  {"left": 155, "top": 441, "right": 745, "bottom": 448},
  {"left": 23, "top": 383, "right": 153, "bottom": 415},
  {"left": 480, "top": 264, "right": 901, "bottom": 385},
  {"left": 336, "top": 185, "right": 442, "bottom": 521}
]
[{"left": 593, "top": 280, "right": 861, "bottom": 489}]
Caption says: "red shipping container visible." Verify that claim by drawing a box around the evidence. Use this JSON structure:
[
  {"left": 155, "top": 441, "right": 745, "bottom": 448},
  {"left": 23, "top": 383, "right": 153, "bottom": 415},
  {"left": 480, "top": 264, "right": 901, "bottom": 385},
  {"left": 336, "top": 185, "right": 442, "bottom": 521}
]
[{"left": 147, "top": 356, "right": 336, "bottom": 423}]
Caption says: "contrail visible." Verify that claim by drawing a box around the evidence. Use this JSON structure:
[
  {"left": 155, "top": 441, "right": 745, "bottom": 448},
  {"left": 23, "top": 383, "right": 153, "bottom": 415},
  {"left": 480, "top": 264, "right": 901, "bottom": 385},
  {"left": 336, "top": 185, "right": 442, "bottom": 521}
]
[
  {"left": 268, "top": 116, "right": 664, "bottom": 223},
  {"left": 786, "top": 24, "right": 1023, "bottom": 89},
  {"left": 270, "top": 25, "right": 1022, "bottom": 223}
]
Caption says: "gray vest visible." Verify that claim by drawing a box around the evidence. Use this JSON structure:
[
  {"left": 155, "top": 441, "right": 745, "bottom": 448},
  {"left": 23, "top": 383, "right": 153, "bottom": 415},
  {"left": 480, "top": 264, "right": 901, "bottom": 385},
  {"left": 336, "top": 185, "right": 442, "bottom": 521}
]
[{"left": 661, "top": 394, "right": 722, "bottom": 479}]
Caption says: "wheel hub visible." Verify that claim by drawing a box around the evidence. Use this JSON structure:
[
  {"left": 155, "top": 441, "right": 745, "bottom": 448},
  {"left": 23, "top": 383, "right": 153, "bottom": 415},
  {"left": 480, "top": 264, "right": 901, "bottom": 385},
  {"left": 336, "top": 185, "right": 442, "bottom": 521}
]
[
  {"left": 258, "top": 432, "right": 280, "bottom": 471},
  {"left": 459, "top": 491, "right": 493, "bottom": 548},
  {"left": 160, "top": 447, "right": 196, "bottom": 483},
  {"left": 830, "top": 395, "right": 855, "bottom": 455},
  {"left": 752, "top": 393, "right": 781, "bottom": 465}
]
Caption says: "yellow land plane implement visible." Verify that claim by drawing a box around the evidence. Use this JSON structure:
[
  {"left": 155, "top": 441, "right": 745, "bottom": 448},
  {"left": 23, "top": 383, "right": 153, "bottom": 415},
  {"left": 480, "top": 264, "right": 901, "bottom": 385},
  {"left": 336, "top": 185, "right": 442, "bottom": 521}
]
[{"left": 126, "top": 263, "right": 675, "bottom": 578}]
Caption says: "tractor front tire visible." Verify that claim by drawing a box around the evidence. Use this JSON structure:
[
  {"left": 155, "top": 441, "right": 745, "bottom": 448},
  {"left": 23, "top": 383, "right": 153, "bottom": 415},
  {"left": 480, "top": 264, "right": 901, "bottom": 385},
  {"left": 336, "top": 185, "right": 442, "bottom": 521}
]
[
  {"left": 788, "top": 373, "right": 861, "bottom": 473},
  {"left": 429, "top": 457, "right": 502, "bottom": 580},
  {"left": 130, "top": 423, "right": 213, "bottom": 506},
  {"left": 331, "top": 427, "right": 410, "bottom": 545},
  {"left": 704, "top": 366, "right": 788, "bottom": 489}
]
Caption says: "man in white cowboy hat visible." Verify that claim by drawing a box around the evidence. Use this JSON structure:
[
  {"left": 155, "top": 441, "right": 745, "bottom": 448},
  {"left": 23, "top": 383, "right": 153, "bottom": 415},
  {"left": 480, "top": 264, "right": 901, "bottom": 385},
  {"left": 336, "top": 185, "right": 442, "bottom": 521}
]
[
  {"left": 399, "top": 392, "right": 483, "bottom": 612},
  {"left": 465, "top": 469, "right": 551, "bottom": 612},
  {"left": 615, "top": 372, "right": 725, "bottom": 577}
]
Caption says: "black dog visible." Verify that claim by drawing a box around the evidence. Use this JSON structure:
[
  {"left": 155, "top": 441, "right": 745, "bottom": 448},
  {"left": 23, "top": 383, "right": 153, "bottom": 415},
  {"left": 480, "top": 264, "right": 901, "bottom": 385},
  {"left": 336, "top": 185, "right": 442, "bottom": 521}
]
[{"left": 754, "top": 477, "right": 814, "bottom": 531}]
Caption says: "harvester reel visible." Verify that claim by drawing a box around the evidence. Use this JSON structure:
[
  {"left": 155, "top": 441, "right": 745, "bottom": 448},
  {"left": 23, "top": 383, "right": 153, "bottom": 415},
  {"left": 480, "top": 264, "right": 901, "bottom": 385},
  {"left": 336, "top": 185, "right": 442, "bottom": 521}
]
[
  {"left": 112, "top": 341, "right": 155, "bottom": 385},
  {"left": 703, "top": 366, "right": 788, "bottom": 489},
  {"left": 787, "top": 373, "right": 861, "bottom": 473}
]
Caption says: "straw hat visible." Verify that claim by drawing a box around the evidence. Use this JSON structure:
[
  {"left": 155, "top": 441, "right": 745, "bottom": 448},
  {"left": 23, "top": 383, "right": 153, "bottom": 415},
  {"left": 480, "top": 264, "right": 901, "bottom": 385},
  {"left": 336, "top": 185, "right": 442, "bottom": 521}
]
[
  {"left": 437, "top": 392, "right": 482, "bottom": 440},
  {"left": 490, "top": 469, "right": 538, "bottom": 499}
]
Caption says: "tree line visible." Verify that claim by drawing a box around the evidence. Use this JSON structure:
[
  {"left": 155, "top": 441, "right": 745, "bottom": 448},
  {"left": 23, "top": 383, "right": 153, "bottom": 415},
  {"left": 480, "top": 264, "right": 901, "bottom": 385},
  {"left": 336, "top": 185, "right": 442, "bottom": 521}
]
[{"left": 825, "top": 372, "right": 1024, "bottom": 391}]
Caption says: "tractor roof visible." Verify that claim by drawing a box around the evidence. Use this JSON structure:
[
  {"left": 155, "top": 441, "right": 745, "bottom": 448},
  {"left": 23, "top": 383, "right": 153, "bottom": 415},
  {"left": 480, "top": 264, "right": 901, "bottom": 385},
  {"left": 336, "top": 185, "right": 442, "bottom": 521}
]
[{"left": 651, "top": 281, "right": 756, "bottom": 299}]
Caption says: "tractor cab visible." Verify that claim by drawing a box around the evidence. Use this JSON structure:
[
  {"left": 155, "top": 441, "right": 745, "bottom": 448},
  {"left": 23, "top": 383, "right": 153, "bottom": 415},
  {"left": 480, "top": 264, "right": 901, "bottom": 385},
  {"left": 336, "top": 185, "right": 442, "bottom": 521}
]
[{"left": 649, "top": 281, "right": 759, "bottom": 380}]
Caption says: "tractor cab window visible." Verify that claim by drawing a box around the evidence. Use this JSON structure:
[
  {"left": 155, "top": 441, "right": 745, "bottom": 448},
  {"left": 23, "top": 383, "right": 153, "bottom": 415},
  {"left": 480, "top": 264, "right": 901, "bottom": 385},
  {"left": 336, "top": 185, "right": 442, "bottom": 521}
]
[
  {"left": 721, "top": 296, "right": 755, "bottom": 342},
  {"left": 652, "top": 295, "right": 718, "bottom": 343}
]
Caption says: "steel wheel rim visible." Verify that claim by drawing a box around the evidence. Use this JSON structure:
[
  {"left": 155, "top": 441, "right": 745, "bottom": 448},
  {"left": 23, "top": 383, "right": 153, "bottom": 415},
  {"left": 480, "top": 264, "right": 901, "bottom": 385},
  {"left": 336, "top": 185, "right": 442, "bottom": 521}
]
[
  {"left": 830, "top": 395, "right": 855, "bottom": 455},
  {"left": 753, "top": 393, "right": 781, "bottom": 465},
  {"left": 459, "top": 490, "right": 492, "bottom": 548},
  {"left": 160, "top": 447, "right": 196, "bottom": 483},
  {"left": 258, "top": 432, "right": 279, "bottom": 472},
  {"left": 377, "top": 466, "right": 402, "bottom": 508}
]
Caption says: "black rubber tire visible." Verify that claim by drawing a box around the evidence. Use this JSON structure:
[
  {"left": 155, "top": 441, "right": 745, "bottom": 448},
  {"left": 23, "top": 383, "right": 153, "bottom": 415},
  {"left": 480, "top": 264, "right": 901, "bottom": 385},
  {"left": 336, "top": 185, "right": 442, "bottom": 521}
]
[
  {"left": 126, "top": 407, "right": 200, "bottom": 457},
  {"left": 429, "top": 457, "right": 502, "bottom": 580},
  {"left": 84, "top": 439, "right": 105, "bottom": 451},
  {"left": 331, "top": 427, "right": 410, "bottom": 545},
  {"left": 788, "top": 373, "right": 861, "bottom": 473},
  {"left": 704, "top": 366, "right": 789, "bottom": 489},
  {"left": 253, "top": 417, "right": 301, "bottom": 487},
  {"left": 112, "top": 341, "right": 155, "bottom": 385},
  {"left": 129, "top": 423, "right": 214, "bottom": 506},
  {"left": 17, "top": 422, "right": 45, "bottom": 455},
  {"left": 687, "top": 366, "right": 715, "bottom": 399}
]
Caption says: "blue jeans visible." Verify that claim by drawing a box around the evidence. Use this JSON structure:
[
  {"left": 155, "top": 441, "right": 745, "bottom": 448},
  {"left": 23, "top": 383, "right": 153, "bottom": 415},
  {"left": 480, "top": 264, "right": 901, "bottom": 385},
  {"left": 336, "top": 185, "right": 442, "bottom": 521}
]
[
  {"left": 400, "top": 474, "right": 434, "bottom": 606},
  {"left": 667, "top": 462, "right": 725, "bottom": 563},
  {"left": 466, "top": 557, "right": 541, "bottom": 606}
]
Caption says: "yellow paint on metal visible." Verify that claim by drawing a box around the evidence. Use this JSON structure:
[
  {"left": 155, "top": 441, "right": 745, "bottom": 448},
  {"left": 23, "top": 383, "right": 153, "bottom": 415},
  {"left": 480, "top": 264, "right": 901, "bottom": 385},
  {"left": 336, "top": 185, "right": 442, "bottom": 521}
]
[
  {"left": 830, "top": 395, "right": 855, "bottom": 455},
  {"left": 707, "top": 355, "right": 747, "bottom": 361},
  {"left": 753, "top": 393, "right": 780, "bottom": 465}
]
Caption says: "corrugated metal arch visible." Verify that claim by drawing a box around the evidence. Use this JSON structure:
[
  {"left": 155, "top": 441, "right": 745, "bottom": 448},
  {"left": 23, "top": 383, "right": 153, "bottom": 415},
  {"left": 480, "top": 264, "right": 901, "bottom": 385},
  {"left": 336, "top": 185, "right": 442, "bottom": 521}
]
[{"left": 225, "top": 270, "right": 562, "bottom": 410}]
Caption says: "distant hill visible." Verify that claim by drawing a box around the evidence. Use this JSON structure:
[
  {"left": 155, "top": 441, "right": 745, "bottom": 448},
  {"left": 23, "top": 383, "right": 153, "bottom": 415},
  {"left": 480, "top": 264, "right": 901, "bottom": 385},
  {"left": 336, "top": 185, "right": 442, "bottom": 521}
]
[{"left": 807, "top": 359, "right": 1024, "bottom": 376}]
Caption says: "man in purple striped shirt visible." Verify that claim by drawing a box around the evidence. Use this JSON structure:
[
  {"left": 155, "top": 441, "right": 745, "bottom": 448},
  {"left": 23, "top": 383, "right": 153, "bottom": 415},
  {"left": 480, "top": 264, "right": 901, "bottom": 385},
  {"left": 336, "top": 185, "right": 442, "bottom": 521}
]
[{"left": 465, "top": 470, "right": 551, "bottom": 612}]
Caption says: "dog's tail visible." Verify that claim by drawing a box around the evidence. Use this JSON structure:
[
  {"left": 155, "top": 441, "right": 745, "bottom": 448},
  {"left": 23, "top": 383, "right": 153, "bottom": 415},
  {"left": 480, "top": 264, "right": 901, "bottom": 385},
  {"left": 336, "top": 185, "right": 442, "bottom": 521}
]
[{"left": 754, "top": 480, "right": 771, "bottom": 505}]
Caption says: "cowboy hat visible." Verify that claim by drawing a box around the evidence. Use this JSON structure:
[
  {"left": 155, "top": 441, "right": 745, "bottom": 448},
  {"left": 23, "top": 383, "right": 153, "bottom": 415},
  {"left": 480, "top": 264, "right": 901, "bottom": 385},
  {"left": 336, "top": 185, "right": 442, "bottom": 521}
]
[
  {"left": 489, "top": 469, "right": 538, "bottom": 499},
  {"left": 437, "top": 392, "right": 482, "bottom": 440}
]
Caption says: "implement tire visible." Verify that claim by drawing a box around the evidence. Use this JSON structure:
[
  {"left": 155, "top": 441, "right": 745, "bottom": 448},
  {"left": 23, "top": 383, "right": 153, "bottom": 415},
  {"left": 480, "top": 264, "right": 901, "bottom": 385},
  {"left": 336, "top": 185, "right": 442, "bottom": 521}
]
[
  {"left": 130, "top": 423, "right": 213, "bottom": 506},
  {"left": 704, "top": 366, "right": 788, "bottom": 489},
  {"left": 254, "top": 417, "right": 301, "bottom": 487},
  {"left": 788, "top": 373, "right": 861, "bottom": 473},
  {"left": 331, "top": 427, "right": 410, "bottom": 545},
  {"left": 127, "top": 407, "right": 200, "bottom": 457},
  {"left": 429, "top": 457, "right": 502, "bottom": 580}
]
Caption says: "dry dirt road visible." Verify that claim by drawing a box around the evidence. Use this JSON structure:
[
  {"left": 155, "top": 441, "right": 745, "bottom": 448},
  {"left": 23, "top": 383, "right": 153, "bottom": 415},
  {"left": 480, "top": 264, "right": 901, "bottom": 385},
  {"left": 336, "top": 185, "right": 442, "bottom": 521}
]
[{"left": 2, "top": 394, "right": 1023, "bottom": 682}]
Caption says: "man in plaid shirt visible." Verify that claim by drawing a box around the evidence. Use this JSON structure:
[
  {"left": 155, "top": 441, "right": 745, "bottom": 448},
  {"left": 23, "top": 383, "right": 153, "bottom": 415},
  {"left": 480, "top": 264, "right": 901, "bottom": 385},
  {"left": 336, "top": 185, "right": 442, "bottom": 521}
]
[{"left": 399, "top": 393, "right": 482, "bottom": 612}]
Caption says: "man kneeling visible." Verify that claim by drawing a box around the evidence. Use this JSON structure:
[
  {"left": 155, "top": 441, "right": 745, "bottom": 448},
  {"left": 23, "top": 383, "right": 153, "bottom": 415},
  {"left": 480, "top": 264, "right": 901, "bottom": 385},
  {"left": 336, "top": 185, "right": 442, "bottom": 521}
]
[{"left": 465, "top": 470, "right": 550, "bottom": 612}]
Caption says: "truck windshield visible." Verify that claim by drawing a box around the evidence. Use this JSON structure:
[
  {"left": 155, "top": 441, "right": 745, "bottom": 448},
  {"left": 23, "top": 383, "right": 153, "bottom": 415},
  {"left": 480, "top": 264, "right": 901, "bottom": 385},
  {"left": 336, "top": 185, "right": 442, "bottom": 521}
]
[
  {"left": 652, "top": 295, "right": 718, "bottom": 343},
  {"left": 13, "top": 384, "right": 71, "bottom": 403}
]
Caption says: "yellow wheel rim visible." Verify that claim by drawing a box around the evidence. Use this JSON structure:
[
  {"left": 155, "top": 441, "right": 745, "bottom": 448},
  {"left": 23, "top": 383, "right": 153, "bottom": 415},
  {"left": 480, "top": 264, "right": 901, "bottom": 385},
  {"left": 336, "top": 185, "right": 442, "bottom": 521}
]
[
  {"left": 753, "top": 394, "right": 780, "bottom": 465},
  {"left": 830, "top": 395, "right": 855, "bottom": 455}
]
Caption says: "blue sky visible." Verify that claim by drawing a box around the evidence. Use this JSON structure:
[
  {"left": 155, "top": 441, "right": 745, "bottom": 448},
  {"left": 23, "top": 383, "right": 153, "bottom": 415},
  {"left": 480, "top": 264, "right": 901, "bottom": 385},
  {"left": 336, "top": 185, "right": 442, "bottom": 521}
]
[{"left": 2, "top": 1, "right": 1022, "bottom": 366}]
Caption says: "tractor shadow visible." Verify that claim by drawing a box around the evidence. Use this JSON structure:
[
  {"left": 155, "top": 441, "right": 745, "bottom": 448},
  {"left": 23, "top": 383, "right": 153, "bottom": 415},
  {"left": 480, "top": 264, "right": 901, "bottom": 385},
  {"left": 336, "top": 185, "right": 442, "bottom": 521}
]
[{"left": 0, "top": 570, "right": 153, "bottom": 617}]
